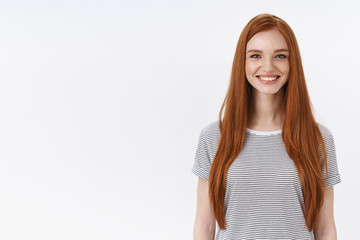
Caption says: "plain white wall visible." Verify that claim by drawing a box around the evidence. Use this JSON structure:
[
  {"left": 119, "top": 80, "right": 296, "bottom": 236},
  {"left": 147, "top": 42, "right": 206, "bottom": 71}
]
[{"left": 0, "top": 0, "right": 358, "bottom": 239}]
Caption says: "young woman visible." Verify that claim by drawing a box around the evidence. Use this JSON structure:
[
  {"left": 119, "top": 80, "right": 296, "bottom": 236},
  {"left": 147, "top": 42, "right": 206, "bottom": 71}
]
[{"left": 191, "top": 13, "right": 341, "bottom": 239}]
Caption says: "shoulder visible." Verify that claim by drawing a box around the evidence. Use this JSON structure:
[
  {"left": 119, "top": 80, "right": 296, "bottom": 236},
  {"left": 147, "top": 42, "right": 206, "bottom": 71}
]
[
  {"left": 316, "top": 122, "right": 336, "bottom": 150},
  {"left": 316, "top": 121, "right": 334, "bottom": 139},
  {"left": 200, "top": 120, "right": 221, "bottom": 137},
  {"left": 198, "top": 120, "right": 221, "bottom": 150}
]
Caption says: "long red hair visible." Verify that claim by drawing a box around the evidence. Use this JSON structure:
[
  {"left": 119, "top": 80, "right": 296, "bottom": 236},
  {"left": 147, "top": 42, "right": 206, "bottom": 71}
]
[{"left": 209, "top": 13, "right": 329, "bottom": 232}]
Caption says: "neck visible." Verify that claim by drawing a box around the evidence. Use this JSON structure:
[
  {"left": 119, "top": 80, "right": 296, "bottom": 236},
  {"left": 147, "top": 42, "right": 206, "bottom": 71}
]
[{"left": 247, "top": 88, "right": 285, "bottom": 130}]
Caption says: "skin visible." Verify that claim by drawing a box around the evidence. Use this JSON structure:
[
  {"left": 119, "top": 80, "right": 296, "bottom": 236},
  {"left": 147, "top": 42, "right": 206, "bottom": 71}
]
[
  {"left": 314, "top": 186, "right": 338, "bottom": 239},
  {"left": 193, "top": 29, "right": 337, "bottom": 239},
  {"left": 193, "top": 177, "right": 216, "bottom": 240}
]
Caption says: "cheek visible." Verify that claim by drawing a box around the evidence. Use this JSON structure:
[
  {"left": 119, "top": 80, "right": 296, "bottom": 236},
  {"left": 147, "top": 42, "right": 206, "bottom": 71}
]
[
  {"left": 245, "top": 61, "right": 257, "bottom": 76},
  {"left": 278, "top": 61, "right": 290, "bottom": 75}
]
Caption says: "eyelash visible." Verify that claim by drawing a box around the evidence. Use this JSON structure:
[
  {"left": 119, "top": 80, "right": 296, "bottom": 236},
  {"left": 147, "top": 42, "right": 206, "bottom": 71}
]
[{"left": 250, "top": 54, "right": 287, "bottom": 59}]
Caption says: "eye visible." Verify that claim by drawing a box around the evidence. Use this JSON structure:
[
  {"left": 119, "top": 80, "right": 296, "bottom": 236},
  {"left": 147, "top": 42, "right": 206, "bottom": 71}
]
[
  {"left": 275, "top": 54, "right": 287, "bottom": 59},
  {"left": 250, "top": 54, "right": 260, "bottom": 58}
]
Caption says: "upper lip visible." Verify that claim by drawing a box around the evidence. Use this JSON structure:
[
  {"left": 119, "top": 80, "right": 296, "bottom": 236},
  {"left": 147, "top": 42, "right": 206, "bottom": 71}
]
[{"left": 256, "top": 75, "right": 280, "bottom": 78}]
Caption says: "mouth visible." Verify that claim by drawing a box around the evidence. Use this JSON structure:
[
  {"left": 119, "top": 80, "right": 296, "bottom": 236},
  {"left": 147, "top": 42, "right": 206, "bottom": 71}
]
[
  {"left": 256, "top": 75, "right": 281, "bottom": 81},
  {"left": 255, "top": 75, "right": 281, "bottom": 84}
]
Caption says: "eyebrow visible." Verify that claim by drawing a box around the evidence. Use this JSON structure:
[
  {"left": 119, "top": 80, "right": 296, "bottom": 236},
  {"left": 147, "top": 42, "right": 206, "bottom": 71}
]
[{"left": 246, "top": 48, "right": 289, "bottom": 54}]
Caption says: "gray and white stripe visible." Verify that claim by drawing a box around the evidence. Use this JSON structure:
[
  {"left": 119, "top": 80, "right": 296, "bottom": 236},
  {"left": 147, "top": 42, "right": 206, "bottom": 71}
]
[{"left": 192, "top": 120, "right": 341, "bottom": 240}]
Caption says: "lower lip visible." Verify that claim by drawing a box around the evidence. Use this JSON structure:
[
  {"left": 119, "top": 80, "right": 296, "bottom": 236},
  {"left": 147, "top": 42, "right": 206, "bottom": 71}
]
[{"left": 257, "top": 76, "right": 280, "bottom": 85}]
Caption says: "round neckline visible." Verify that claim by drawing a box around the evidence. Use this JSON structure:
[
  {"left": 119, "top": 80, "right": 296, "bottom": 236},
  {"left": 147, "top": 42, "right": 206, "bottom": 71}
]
[{"left": 246, "top": 127, "right": 282, "bottom": 136}]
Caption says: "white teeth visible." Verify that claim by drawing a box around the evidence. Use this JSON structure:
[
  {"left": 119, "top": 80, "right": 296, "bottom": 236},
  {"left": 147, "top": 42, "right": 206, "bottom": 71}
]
[{"left": 259, "top": 76, "right": 278, "bottom": 81}]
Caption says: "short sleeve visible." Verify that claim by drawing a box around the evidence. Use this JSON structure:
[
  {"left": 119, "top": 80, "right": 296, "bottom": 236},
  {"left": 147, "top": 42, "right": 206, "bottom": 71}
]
[
  {"left": 191, "top": 128, "right": 212, "bottom": 181},
  {"left": 320, "top": 127, "right": 341, "bottom": 188}
]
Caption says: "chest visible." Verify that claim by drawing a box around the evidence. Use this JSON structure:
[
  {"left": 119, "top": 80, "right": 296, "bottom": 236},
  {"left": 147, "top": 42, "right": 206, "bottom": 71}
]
[{"left": 225, "top": 136, "right": 301, "bottom": 193}]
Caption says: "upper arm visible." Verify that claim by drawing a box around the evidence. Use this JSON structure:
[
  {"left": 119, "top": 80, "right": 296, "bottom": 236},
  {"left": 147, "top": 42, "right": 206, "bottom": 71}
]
[
  {"left": 314, "top": 186, "right": 337, "bottom": 237},
  {"left": 191, "top": 123, "right": 219, "bottom": 237},
  {"left": 194, "top": 176, "right": 216, "bottom": 231},
  {"left": 318, "top": 124, "right": 341, "bottom": 187}
]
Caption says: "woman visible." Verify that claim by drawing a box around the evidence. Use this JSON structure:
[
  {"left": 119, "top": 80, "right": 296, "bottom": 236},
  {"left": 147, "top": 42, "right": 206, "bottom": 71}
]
[{"left": 191, "top": 13, "right": 341, "bottom": 239}]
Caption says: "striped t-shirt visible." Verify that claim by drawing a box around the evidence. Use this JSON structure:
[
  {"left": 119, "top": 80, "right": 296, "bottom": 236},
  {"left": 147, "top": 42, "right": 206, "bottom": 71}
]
[{"left": 191, "top": 120, "right": 341, "bottom": 240}]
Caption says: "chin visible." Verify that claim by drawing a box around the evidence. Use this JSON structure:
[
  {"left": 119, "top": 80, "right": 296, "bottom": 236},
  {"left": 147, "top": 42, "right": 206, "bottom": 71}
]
[{"left": 253, "top": 86, "right": 283, "bottom": 95}]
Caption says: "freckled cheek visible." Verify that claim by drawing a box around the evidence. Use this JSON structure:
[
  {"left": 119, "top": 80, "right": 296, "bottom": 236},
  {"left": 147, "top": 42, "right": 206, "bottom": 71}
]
[
  {"left": 274, "top": 62, "right": 289, "bottom": 74},
  {"left": 275, "top": 62, "right": 290, "bottom": 75},
  {"left": 245, "top": 62, "right": 259, "bottom": 77}
]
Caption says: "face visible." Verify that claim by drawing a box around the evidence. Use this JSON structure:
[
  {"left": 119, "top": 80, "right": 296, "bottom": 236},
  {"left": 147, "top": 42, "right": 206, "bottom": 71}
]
[{"left": 245, "top": 29, "right": 289, "bottom": 95}]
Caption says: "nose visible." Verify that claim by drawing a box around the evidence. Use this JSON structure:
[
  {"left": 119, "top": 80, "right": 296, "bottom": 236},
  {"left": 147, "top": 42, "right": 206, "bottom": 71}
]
[{"left": 262, "top": 57, "right": 275, "bottom": 71}]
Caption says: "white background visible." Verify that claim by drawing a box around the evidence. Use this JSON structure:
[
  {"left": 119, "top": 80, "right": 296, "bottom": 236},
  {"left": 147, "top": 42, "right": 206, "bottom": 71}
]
[{"left": 0, "top": 0, "right": 358, "bottom": 239}]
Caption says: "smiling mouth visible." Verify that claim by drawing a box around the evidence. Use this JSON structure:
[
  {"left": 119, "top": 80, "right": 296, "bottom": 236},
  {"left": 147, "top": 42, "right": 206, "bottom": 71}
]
[{"left": 256, "top": 75, "right": 280, "bottom": 81}]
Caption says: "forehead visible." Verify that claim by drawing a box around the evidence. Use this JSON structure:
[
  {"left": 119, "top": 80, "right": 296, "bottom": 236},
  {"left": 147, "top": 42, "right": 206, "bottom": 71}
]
[{"left": 246, "top": 29, "right": 288, "bottom": 51}]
